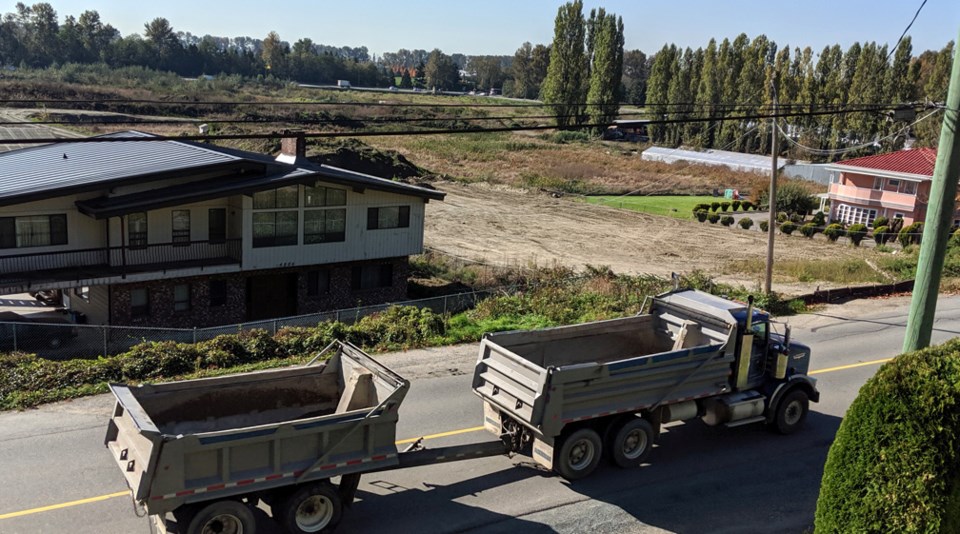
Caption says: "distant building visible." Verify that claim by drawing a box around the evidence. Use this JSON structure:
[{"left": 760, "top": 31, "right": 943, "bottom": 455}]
[
  {"left": 825, "top": 148, "right": 955, "bottom": 226},
  {"left": 641, "top": 146, "right": 788, "bottom": 175},
  {"left": 0, "top": 132, "right": 444, "bottom": 327}
]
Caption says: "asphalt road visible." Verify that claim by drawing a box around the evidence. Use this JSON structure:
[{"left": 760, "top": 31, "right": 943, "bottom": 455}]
[{"left": 2, "top": 295, "right": 959, "bottom": 533}]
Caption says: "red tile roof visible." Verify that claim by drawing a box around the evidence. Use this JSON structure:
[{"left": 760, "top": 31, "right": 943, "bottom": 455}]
[{"left": 835, "top": 148, "right": 938, "bottom": 177}]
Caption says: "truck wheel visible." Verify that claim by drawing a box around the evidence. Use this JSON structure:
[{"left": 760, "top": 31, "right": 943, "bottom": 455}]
[
  {"left": 279, "top": 481, "right": 343, "bottom": 534},
  {"left": 607, "top": 417, "right": 654, "bottom": 468},
  {"left": 183, "top": 499, "right": 255, "bottom": 534},
  {"left": 554, "top": 428, "right": 603, "bottom": 480},
  {"left": 773, "top": 389, "right": 809, "bottom": 435}
]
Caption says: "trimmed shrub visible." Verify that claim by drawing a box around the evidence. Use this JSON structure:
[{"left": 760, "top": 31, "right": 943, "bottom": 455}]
[
  {"left": 710, "top": 201, "right": 720, "bottom": 212},
  {"left": 847, "top": 223, "right": 868, "bottom": 247},
  {"left": 815, "top": 340, "right": 960, "bottom": 532},
  {"left": 720, "top": 201, "right": 731, "bottom": 212},
  {"left": 800, "top": 223, "right": 818, "bottom": 238},
  {"left": 708, "top": 213, "right": 720, "bottom": 224},
  {"left": 731, "top": 200, "right": 742, "bottom": 211},
  {"left": 950, "top": 228, "right": 960, "bottom": 248},
  {"left": 694, "top": 210, "right": 708, "bottom": 222},
  {"left": 693, "top": 203, "right": 712, "bottom": 213},
  {"left": 874, "top": 225, "right": 891, "bottom": 245},
  {"left": 780, "top": 221, "right": 797, "bottom": 235},
  {"left": 776, "top": 212, "right": 788, "bottom": 223},
  {"left": 738, "top": 217, "right": 753, "bottom": 230},
  {"left": 823, "top": 223, "right": 845, "bottom": 242},
  {"left": 872, "top": 215, "right": 889, "bottom": 229},
  {"left": 759, "top": 220, "right": 769, "bottom": 233},
  {"left": 790, "top": 213, "right": 805, "bottom": 224},
  {"left": 899, "top": 222, "right": 924, "bottom": 248},
  {"left": 812, "top": 211, "right": 827, "bottom": 227},
  {"left": 741, "top": 200, "right": 754, "bottom": 211},
  {"left": 720, "top": 215, "right": 734, "bottom": 227}
]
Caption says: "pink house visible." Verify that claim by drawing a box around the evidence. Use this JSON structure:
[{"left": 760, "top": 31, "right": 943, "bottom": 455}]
[{"left": 825, "top": 148, "right": 959, "bottom": 226}]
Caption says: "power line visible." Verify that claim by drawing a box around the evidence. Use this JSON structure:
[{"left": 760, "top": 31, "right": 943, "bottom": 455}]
[
  {"left": 886, "top": 0, "right": 928, "bottom": 62},
  {"left": 0, "top": 106, "right": 907, "bottom": 146},
  {"left": 776, "top": 108, "right": 942, "bottom": 157}
]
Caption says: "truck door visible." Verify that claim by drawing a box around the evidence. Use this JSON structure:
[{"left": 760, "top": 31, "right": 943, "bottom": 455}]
[{"left": 747, "top": 321, "right": 769, "bottom": 385}]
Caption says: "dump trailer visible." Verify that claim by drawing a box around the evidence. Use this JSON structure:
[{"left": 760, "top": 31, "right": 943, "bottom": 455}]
[
  {"left": 104, "top": 341, "right": 421, "bottom": 534},
  {"left": 474, "top": 289, "right": 819, "bottom": 479}
]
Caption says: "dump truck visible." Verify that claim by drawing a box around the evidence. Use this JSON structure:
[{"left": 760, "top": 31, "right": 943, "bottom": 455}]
[{"left": 474, "top": 289, "right": 819, "bottom": 479}]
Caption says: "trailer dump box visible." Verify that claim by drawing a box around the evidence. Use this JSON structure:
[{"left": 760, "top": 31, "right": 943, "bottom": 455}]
[
  {"left": 473, "top": 307, "right": 735, "bottom": 439},
  {"left": 104, "top": 341, "right": 408, "bottom": 516}
]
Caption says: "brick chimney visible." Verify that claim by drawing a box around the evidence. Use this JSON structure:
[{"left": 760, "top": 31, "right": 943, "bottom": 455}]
[{"left": 276, "top": 131, "right": 306, "bottom": 164}]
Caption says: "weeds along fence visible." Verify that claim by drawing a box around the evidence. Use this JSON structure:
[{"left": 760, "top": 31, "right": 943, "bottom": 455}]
[{"left": 0, "top": 290, "right": 493, "bottom": 360}]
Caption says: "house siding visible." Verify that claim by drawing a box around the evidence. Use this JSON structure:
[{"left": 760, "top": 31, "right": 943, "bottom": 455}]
[{"left": 65, "top": 284, "right": 110, "bottom": 325}]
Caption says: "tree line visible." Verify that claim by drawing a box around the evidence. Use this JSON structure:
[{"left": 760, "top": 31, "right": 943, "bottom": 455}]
[{"left": 645, "top": 34, "right": 955, "bottom": 159}]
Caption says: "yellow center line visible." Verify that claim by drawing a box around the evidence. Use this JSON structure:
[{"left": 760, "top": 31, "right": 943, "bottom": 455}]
[{"left": 0, "top": 356, "right": 894, "bottom": 521}]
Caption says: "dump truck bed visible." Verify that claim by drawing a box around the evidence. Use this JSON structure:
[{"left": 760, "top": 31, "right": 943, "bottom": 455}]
[
  {"left": 473, "top": 306, "right": 735, "bottom": 439},
  {"left": 104, "top": 341, "right": 407, "bottom": 516}
]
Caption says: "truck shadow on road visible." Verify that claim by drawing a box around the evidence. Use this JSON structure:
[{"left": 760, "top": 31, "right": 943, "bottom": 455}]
[{"left": 247, "top": 410, "right": 841, "bottom": 533}]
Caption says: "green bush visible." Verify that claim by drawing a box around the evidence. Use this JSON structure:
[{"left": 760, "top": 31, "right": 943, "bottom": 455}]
[
  {"left": 899, "top": 222, "right": 924, "bottom": 248},
  {"left": 823, "top": 223, "right": 845, "bottom": 242},
  {"left": 776, "top": 212, "right": 788, "bottom": 223},
  {"left": 710, "top": 201, "right": 720, "bottom": 212},
  {"left": 708, "top": 213, "right": 720, "bottom": 224},
  {"left": 694, "top": 210, "right": 708, "bottom": 222},
  {"left": 781, "top": 221, "right": 797, "bottom": 235},
  {"left": 800, "top": 223, "right": 818, "bottom": 238},
  {"left": 720, "top": 201, "right": 731, "bottom": 212},
  {"left": 741, "top": 200, "right": 754, "bottom": 211},
  {"left": 731, "top": 200, "right": 742, "bottom": 211},
  {"left": 872, "top": 216, "right": 889, "bottom": 229},
  {"left": 759, "top": 220, "right": 769, "bottom": 232},
  {"left": 815, "top": 340, "right": 960, "bottom": 533},
  {"left": 950, "top": 228, "right": 960, "bottom": 249},
  {"left": 847, "top": 224, "right": 868, "bottom": 246},
  {"left": 720, "top": 215, "right": 734, "bottom": 226},
  {"left": 693, "top": 203, "right": 712, "bottom": 213},
  {"left": 738, "top": 217, "right": 753, "bottom": 230},
  {"left": 812, "top": 211, "right": 827, "bottom": 226},
  {"left": 874, "top": 225, "right": 891, "bottom": 245},
  {"left": 758, "top": 180, "right": 818, "bottom": 216}
]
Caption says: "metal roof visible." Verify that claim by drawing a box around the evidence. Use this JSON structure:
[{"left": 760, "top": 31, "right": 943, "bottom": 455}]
[
  {"left": 0, "top": 131, "right": 244, "bottom": 203},
  {"left": 641, "top": 146, "right": 787, "bottom": 175},
  {"left": 313, "top": 164, "right": 445, "bottom": 201},
  {"left": 828, "top": 148, "right": 938, "bottom": 180}
]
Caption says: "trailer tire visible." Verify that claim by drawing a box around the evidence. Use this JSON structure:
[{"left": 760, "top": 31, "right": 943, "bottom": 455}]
[
  {"left": 554, "top": 428, "right": 603, "bottom": 480},
  {"left": 279, "top": 482, "right": 343, "bottom": 534},
  {"left": 607, "top": 417, "right": 654, "bottom": 468},
  {"left": 183, "top": 499, "right": 255, "bottom": 534},
  {"left": 773, "top": 389, "right": 809, "bottom": 435}
]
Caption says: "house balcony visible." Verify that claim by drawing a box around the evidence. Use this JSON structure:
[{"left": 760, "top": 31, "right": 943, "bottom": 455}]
[
  {"left": 828, "top": 183, "right": 917, "bottom": 211},
  {"left": 0, "top": 239, "right": 242, "bottom": 292}
]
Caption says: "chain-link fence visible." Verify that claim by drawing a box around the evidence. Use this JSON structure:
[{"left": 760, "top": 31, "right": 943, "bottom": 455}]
[{"left": 0, "top": 289, "right": 494, "bottom": 360}]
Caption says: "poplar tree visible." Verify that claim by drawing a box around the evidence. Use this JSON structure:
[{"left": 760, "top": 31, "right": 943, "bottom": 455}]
[
  {"left": 541, "top": 0, "right": 587, "bottom": 129},
  {"left": 692, "top": 39, "right": 719, "bottom": 148},
  {"left": 646, "top": 44, "right": 676, "bottom": 143},
  {"left": 586, "top": 9, "right": 624, "bottom": 129}
]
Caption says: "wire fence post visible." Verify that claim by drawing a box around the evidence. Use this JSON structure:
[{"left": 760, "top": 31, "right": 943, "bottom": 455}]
[
  {"left": 443, "top": 295, "right": 448, "bottom": 315},
  {"left": 272, "top": 320, "right": 278, "bottom": 334},
  {"left": 12, "top": 323, "right": 17, "bottom": 352},
  {"left": 192, "top": 327, "right": 197, "bottom": 344},
  {"left": 102, "top": 326, "right": 108, "bottom": 357}
]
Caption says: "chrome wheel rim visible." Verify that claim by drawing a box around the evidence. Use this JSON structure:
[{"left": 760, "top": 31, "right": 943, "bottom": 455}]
[
  {"left": 295, "top": 495, "right": 335, "bottom": 532},
  {"left": 569, "top": 438, "right": 596, "bottom": 470},
  {"left": 622, "top": 429, "right": 648, "bottom": 460}
]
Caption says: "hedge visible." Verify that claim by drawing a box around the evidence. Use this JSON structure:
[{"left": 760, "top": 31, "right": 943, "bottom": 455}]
[
  {"left": 874, "top": 225, "right": 892, "bottom": 245},
  {"left": 800, "top": 222, "right": 818, "bottom": 238},
  {"left": 848, "top": 224, "right": 868, "bottom": 247},
  {"left": 823, "top": 223, "right": 845, "bottom": 242},
  {"left": 899, "top": 222, "right": 924, "bottom": 248},
  {"left": 815, "top": 340, "right": 960, "bottom": 533}
]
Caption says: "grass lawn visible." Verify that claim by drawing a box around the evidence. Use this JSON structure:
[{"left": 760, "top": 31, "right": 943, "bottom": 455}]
[{"left": 585, "top": 195, "right": 725, "bottom": 218}]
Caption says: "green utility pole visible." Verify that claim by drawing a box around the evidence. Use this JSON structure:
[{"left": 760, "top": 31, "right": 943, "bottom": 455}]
[{"left": 903, "top": 28, "right": 960, "bottom": 353}]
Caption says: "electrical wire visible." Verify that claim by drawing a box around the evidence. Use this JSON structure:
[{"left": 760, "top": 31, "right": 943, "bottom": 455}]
[
  {"left": 886, "top": 0, "right": 928, "bottom": 62},
  {"left": 776, "top": 108, "right": 941, "bottom": 157}
]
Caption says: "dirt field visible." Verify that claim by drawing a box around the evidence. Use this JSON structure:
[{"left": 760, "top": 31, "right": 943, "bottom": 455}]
[{"left": 424, "top": 181, "right": 870, "bottom": 293}]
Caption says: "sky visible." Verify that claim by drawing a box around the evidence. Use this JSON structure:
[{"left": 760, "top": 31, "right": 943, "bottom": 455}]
[{"left": 30, "top": 1, "right": 960, "bottom": 57}]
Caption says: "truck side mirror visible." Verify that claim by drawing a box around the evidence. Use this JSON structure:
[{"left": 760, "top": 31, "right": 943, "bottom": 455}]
[{"left": 782, "top": 325, "right": 791, "bottom": 353}]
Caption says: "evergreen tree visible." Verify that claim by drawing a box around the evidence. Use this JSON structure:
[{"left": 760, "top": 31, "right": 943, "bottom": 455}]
[
  {"left": 541, "top": 0, "right": 588, "bottom": 128},
  {"left": 693, "top": 39, "right": 719, "bottom": 148},
  {"left": 399, "top": 69, "right": 412, "bottom": 88},
  {"left": 586, "top": 9, "right": 624, "bottom": 129},
  {"left": 646, "top": 44, "right": 676, "bottom": 143}
]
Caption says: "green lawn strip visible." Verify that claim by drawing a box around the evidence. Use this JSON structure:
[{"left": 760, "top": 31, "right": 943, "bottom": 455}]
[{"left": 586, "top": 195, "right": 725, "bottom": 218}]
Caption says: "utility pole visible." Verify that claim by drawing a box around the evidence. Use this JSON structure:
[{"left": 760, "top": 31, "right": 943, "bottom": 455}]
[
  {"left": 903, "top": 27, "right": 960, "bottom": 352},
  {"left": 765, "top": 81, "right": 778, "bottom": 294}
]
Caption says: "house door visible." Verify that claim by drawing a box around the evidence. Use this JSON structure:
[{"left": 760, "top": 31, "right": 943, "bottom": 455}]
[{"left": 246, "top": 273, "right": 298, "bottom": 321}]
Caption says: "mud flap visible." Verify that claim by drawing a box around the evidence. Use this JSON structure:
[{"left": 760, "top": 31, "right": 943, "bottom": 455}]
[
  {"left": 532, "top": 437, "right": 554, "bottom": 470},
  {"left": 483, "top": 401, "right": 502, "bottom": 435},
  {"left": 339, "top": 473, "right": 362, "bottom": 507}
]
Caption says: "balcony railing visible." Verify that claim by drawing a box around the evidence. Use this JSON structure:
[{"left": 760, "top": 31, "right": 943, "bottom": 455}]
[{"left": 0, "top": 239, "right": 242, "bottom": 288}]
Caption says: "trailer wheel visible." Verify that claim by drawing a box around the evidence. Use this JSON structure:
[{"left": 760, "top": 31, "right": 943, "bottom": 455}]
[
  {"left": 607, "top": 417, "right": 654, "bottom": 468},
  {"left": 773, "top": 389, "right": 809, "bottom": 435},
  {"left": 279, "top": 481, "right": 343, "bottom": 534},
  {"left": 183, "top": 499, "right": 255, "bottom": 534},
  {"left": 554, "top": 428, "right": 603, "bottom": 480}
]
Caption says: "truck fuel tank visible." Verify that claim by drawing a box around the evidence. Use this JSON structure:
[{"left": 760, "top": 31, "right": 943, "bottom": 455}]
[{"left": 701, "top": 392, "right": 766, "bottom": 426}]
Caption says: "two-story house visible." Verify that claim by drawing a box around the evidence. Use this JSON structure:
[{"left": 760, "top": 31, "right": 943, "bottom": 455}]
[
  {"left": 825, "top": 148, "right": 959, "bottom": 226},
  {"left": 0, "top": 131, "right": 444, "bottom": 327}
]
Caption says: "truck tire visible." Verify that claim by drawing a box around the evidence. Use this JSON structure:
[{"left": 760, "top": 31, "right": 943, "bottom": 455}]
[
  {"left": 773, "top": 389, "right": 809, "bottom": 435},
  {"left": 278, "top": 481, "right": 343, "bottom": 534},
  {"left": 554, "top": 428, "right": 603, "bottom": 480},
  {"left": 183, "top": 499, "right": 256, "bottom": 534},
  {"left": 607, "top": 417, "right": 654, "bottom": 468}
]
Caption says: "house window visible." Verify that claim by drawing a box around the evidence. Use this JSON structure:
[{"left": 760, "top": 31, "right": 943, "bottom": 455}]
[
  {"left": 128, "top": 212, "right": 147, "bottom": 249},
  {"left": 306, "top": 270, "right": 330, "bottom": 296},
  {"left": 172, "top": 210, "right": 191, "bottom": 245},
  {"left": 367, "top": 206, "right": 411, "bottom": 230},
  {"left": 887, "top": 179, "right": 901, "bottom": 189},
  {"left": 304, "top": 184, "right": 347, "bottom": 207},
  {"left": 253, "top": 186, "right": 299, "bottom": 209},
  {"left": 209, "top": 280, "right": 227, "bottom": 307},
  {"left": 208, "top": 208, "right": 226, "bottom": 244},
  {"left": 130, "top": 288, "right": 149, "bottom": 317},
  {"left": 351, "top": 263, "right": 393, "bottom": 290},
  {"left": 902, "top": 181, "right": 917, "bottom": 195},
  {"left": 174, "top": 284, "right": 191, "bottom": 312},
  {"left": 872, "top": 177, "right": 883, "bottom": 190},
  {"left": 894, "top": 212, "right": 905, "bottom": 219},
  {"left": 74, "top": 286, "right": 90, "bottom": 301},
  {"left": 836, "top": 204, "right": 878, "bottom": 226},
  {"left": 304, "top": 209, "right": 346, "bottom": 244},
  {"left": 253, "top": 211, "right": 298, "bottom": 247},
  {"left": 0, "top": 214, "right": 68, "bottom": 249}
]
